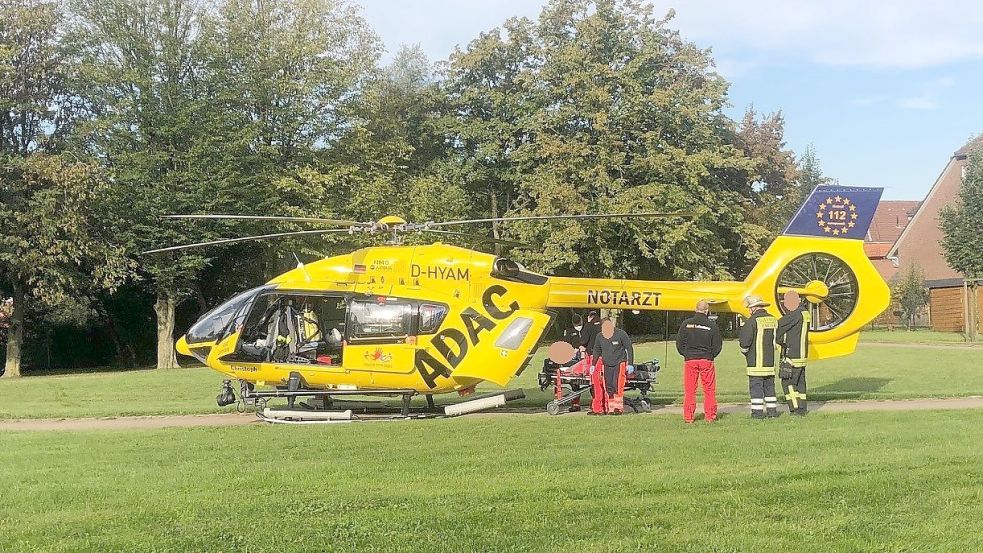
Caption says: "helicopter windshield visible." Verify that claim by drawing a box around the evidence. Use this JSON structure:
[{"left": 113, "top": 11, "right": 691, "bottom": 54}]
[{"left": 186, "top": 285, "right": 273, "bottom": 344}]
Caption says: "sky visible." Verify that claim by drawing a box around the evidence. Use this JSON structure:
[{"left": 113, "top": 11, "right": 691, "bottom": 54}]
[{"left": 358, "top": 0, "right": 983, "bottom": 200}]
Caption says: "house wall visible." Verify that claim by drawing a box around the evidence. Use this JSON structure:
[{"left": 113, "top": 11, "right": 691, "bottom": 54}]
[{"left": 891, "top": 157, "right": 968, "bottom": 281}]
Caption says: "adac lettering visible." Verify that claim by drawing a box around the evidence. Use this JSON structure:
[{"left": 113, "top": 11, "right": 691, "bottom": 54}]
[
  {"left": 586, "top": 289, "right": 660, "bottom": 307},
  {"left": 410, "top": 264, "right": 470, "bottom": 281},
  {"left": 414, "top": 284, "right": 518, "bottom": 388}
]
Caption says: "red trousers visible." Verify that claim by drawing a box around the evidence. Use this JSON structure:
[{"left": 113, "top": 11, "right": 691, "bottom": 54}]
[
  {"left": 683, "top": 359, "right": 717, "bottom": 422},
  {"left": 591, "top": 361, "right": 626, "bottom": 414}
]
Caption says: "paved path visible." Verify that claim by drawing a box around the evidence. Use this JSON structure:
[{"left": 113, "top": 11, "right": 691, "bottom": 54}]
[
  {"left": 862, "top": 341, "right": 981, "bottom": 350},
  {"left": 3, "top": 396, "right": 983, "bottom": 431}
]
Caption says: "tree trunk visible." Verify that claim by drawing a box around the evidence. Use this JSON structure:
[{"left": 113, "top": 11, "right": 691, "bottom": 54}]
[
  {"left": 154, "top": 293, "right": 180, "bottom": 369},
  {"left": 3, "top": 282, "right": 25, "bottom": 378}
]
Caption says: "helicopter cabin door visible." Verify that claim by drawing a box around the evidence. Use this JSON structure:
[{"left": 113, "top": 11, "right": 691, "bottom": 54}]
[
  {"left": 343, "top": 297, "right": 442, "bottom": 377},
  {"left": 226, "top": 292, "right": 348, "bottom": 371}
]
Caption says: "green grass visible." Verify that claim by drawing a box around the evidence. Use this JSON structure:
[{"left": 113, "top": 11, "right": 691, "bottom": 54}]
[
  {"left": 861, "top": 329, "right": 975, "bottom": 344},
  {"left": 4, "top": 339, "right": 983, "bottom": 419},
  {"left": 1, "top": 409, "right": 982, "bottom": 552}
]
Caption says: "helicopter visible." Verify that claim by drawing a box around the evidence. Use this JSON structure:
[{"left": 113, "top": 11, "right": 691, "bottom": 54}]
[{"left": 153, "top": 185, "right": 890, "bottom": 416}]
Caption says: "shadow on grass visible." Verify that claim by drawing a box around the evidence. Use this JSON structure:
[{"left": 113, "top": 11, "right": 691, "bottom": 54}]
[{"left": 810, "top": 377, "right": 893, "bottom": 400}]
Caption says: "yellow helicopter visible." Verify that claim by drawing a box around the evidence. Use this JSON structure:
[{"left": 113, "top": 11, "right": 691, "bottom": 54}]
[{"left": 152, "top": 185, "right": 889, "bottom": 416}]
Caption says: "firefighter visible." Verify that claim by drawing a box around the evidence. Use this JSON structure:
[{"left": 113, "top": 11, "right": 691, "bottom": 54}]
[
  {"left": 676, "top": 300, "right": 723, "bottom": 423},
  {"left": 739, "top": 295, "right": 780, "bottom": 419},
  {"left": 776, "top": 290, "right": 811, "bottom": 416},
  {"left": 590, "top": 318, "right": 634, "bottom": 415}
]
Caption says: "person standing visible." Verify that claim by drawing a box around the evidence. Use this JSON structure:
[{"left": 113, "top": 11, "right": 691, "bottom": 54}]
[
  {"left": 580, "top": 311, "right": 601, "bottom": 363},
  {"left": 776, "top": 290, "right": 811, "bottom": 416},
  {"left": 676, "top": 300, "right": 723, "bottom": 423},
  {"left": 590, "top": 318, "right": 634, "bottom": 415},
  {"left": 739, "top": 295, "right": 780, "bottom": 419}
]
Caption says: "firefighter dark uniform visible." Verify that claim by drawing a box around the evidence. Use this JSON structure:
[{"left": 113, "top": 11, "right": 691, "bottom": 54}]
[
  {"left": 739, "top": 308, "right": 780, "bottom": 418},
  {"left": 590, "top": 327, "right": 634, "bottom": 414},
  {"left": 580, "top": 312, "right": 601, "bottom": 360},
  {"left": 777, "top": 305, "right": 811, "bottom": 415}
]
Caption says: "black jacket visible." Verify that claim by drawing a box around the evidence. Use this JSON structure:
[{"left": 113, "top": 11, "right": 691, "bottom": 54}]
[
  {"left": 776, "top": 306, "right": 810, "bottom": 364},
  {"left": 676, "top": 313, "right": 722, "bottom": 361},
  {"left": 561, "top": 327, "right": 581, "bottom": 348},
  {"left": 739, "top": 310, "right": 778, "bottom": 373},
  {"left": 580, "top": 319, "right": 601, "bottom": 352},
  {"left": 591, "top": 328, "right": 634, "bottom": 368}
]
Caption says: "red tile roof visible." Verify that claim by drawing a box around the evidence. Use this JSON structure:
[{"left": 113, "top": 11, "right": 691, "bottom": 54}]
[
  {"left": 866, "top": 200, "right": 920, "bottom": 245},
  {"left": 864, "top": 242, "right": 893, "bottom": 258}
]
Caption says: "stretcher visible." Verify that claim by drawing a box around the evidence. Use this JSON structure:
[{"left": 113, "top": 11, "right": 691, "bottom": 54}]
[{"left": 538, "top": 356, "right": 660, "bottom": 415}]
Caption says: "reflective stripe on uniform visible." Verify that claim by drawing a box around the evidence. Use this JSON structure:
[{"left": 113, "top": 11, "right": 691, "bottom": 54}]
[{"left": 747, "top": 315, "right": 779, "bottom": 376}]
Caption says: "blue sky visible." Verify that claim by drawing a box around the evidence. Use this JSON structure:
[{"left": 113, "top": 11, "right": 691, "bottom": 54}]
[{"left": 358, "top": 0, "right": 983, "bottom": 200}]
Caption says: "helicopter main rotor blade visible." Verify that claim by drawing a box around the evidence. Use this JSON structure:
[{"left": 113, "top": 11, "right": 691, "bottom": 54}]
[
  {"left": 162, "top": 214, "right": 365, "bottom": 227},
  {"left": 141, "top": 229, "right": 353, "bottom": 255},
  {"left": 420, "top": 229, "right": 530, "bottom": 248},
  {"left": 425, "top": 211, "right": 696, "bottom": 228}
]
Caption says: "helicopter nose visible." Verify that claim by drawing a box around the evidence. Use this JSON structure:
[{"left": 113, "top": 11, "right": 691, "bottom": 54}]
[{"left": 176, "top": 335, "right": 192, "bottom": 356}]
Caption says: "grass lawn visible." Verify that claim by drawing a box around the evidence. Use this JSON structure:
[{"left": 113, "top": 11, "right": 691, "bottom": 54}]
[
  {"left": 1, "top": 409, "right": 982, "bottom": 552},
  {"left": 3, "top": 339, "right": 983, "bottom": 419}
]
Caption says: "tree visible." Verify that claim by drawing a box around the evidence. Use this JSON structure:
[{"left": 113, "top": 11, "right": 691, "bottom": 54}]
[
  {"left": 439, "top": 0, "right": 792, "bottom": 281},
  {"left": 891, "top": 264, "right": 929, "bottom": 330},
  {"left": 0, "top": 0, "right": 129, "bottom": 377},
  {"left": 941, "top": 145, "right": 983, "bottom": 279},
  {"left": 69, "top": 0, "right": 218, "bottom": 369},
  {"left": 0, "top": 156, "right": 130, "bottom": 377}
]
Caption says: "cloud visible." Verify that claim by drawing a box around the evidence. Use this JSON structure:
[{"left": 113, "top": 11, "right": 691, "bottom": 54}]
[
  {"left": 669, "top": 0, "right": 983, "bottom": 69},
  {"left": 895, "top": 77, "right": 955, "bottom": 110}
]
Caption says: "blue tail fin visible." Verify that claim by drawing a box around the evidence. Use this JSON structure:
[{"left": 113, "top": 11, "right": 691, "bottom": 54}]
[{"left": 784, "top": 185, "right": 883, "bottom": 239}]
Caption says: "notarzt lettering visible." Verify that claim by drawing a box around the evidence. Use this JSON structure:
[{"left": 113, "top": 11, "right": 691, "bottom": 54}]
[
  {"left": 586, "top": 290, "right": 660, "bottom": 307},
  {"left": 410, "top": 264, "right": 470, "bottom": 281}
]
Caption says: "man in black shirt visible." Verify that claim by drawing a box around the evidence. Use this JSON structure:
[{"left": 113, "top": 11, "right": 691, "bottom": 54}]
[
  {"left": 580, "top": 311, "right": 601, "bottom": 362},
  {"left": 676, "top": 300, "right": 722, "bottom": 423},
  {"left": 776, "top": 290, "right": 811, "bottom": 416},
  {"left": 590, "top": 318, "right": 634, "bottom": 415}
]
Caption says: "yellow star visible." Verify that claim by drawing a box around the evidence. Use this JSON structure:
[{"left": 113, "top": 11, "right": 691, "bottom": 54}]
[
  {"left": 848, "top": 221, "right": 855, "bottom": 228},
  {"left": 851, "top": 213, "right": 858, "bottom": 220},
  {"left": 843, "top": 198, "right": 851, "bottom": 205},
  {"left": 834, "top": 195, "right": 842, "bottom": 203},
  {"left": 826, "top": 197, "right": 834, "bottom": 204},
  {"left": 819, "top": 204, "right": 827, "bottom": 210},
  {"left": 818, "top": 219, "right": 826, "bottom": 226},
  {"left": 832, "top": 228, "right": 840, "bottom": 236},
  {"left": 849, "top": 204, "right": 856, "bottom": 212},
  {"left": 816, "top": 211, "right": 823, "bottom": 218},
  {"left": 823, "top": 226, "right": 832, "bottom": 233}
]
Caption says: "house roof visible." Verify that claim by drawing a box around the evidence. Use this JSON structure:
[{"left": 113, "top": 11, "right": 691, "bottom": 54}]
[
  {"left": 864, "top": 242, "right": 894, "bottom": 258},
  {"left": 866, "top": 200, "right": 920, "bottom": 244},
  {"left": 955, "top": 135, "right": 983, "bottom": 158}
]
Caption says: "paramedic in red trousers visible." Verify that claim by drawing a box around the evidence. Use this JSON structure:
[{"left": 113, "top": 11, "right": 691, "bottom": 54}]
[
  {"left": 590, "top": 318, "right": 634, "bottom": 415},
  {"left": 676, "top": 300, "right": 722, "bottom": 423}
]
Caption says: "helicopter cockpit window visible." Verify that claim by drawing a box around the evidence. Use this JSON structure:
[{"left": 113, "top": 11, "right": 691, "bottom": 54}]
[
  {"left": 417, "top": 303, "right": 448, "bottom": 334},
  {"left": 347, "top": 300, "right": 412, "bottom": 342},
  {"left": 186, "top": 285, "right": 272, "bottom": 344},
  {"left": 235, "top": 294, "right": 347, "bottom": 365}
]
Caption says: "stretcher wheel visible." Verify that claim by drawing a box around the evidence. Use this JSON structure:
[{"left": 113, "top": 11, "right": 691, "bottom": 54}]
[{"left": 546, "top": 401, "right": 561, "bottom": 416}]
